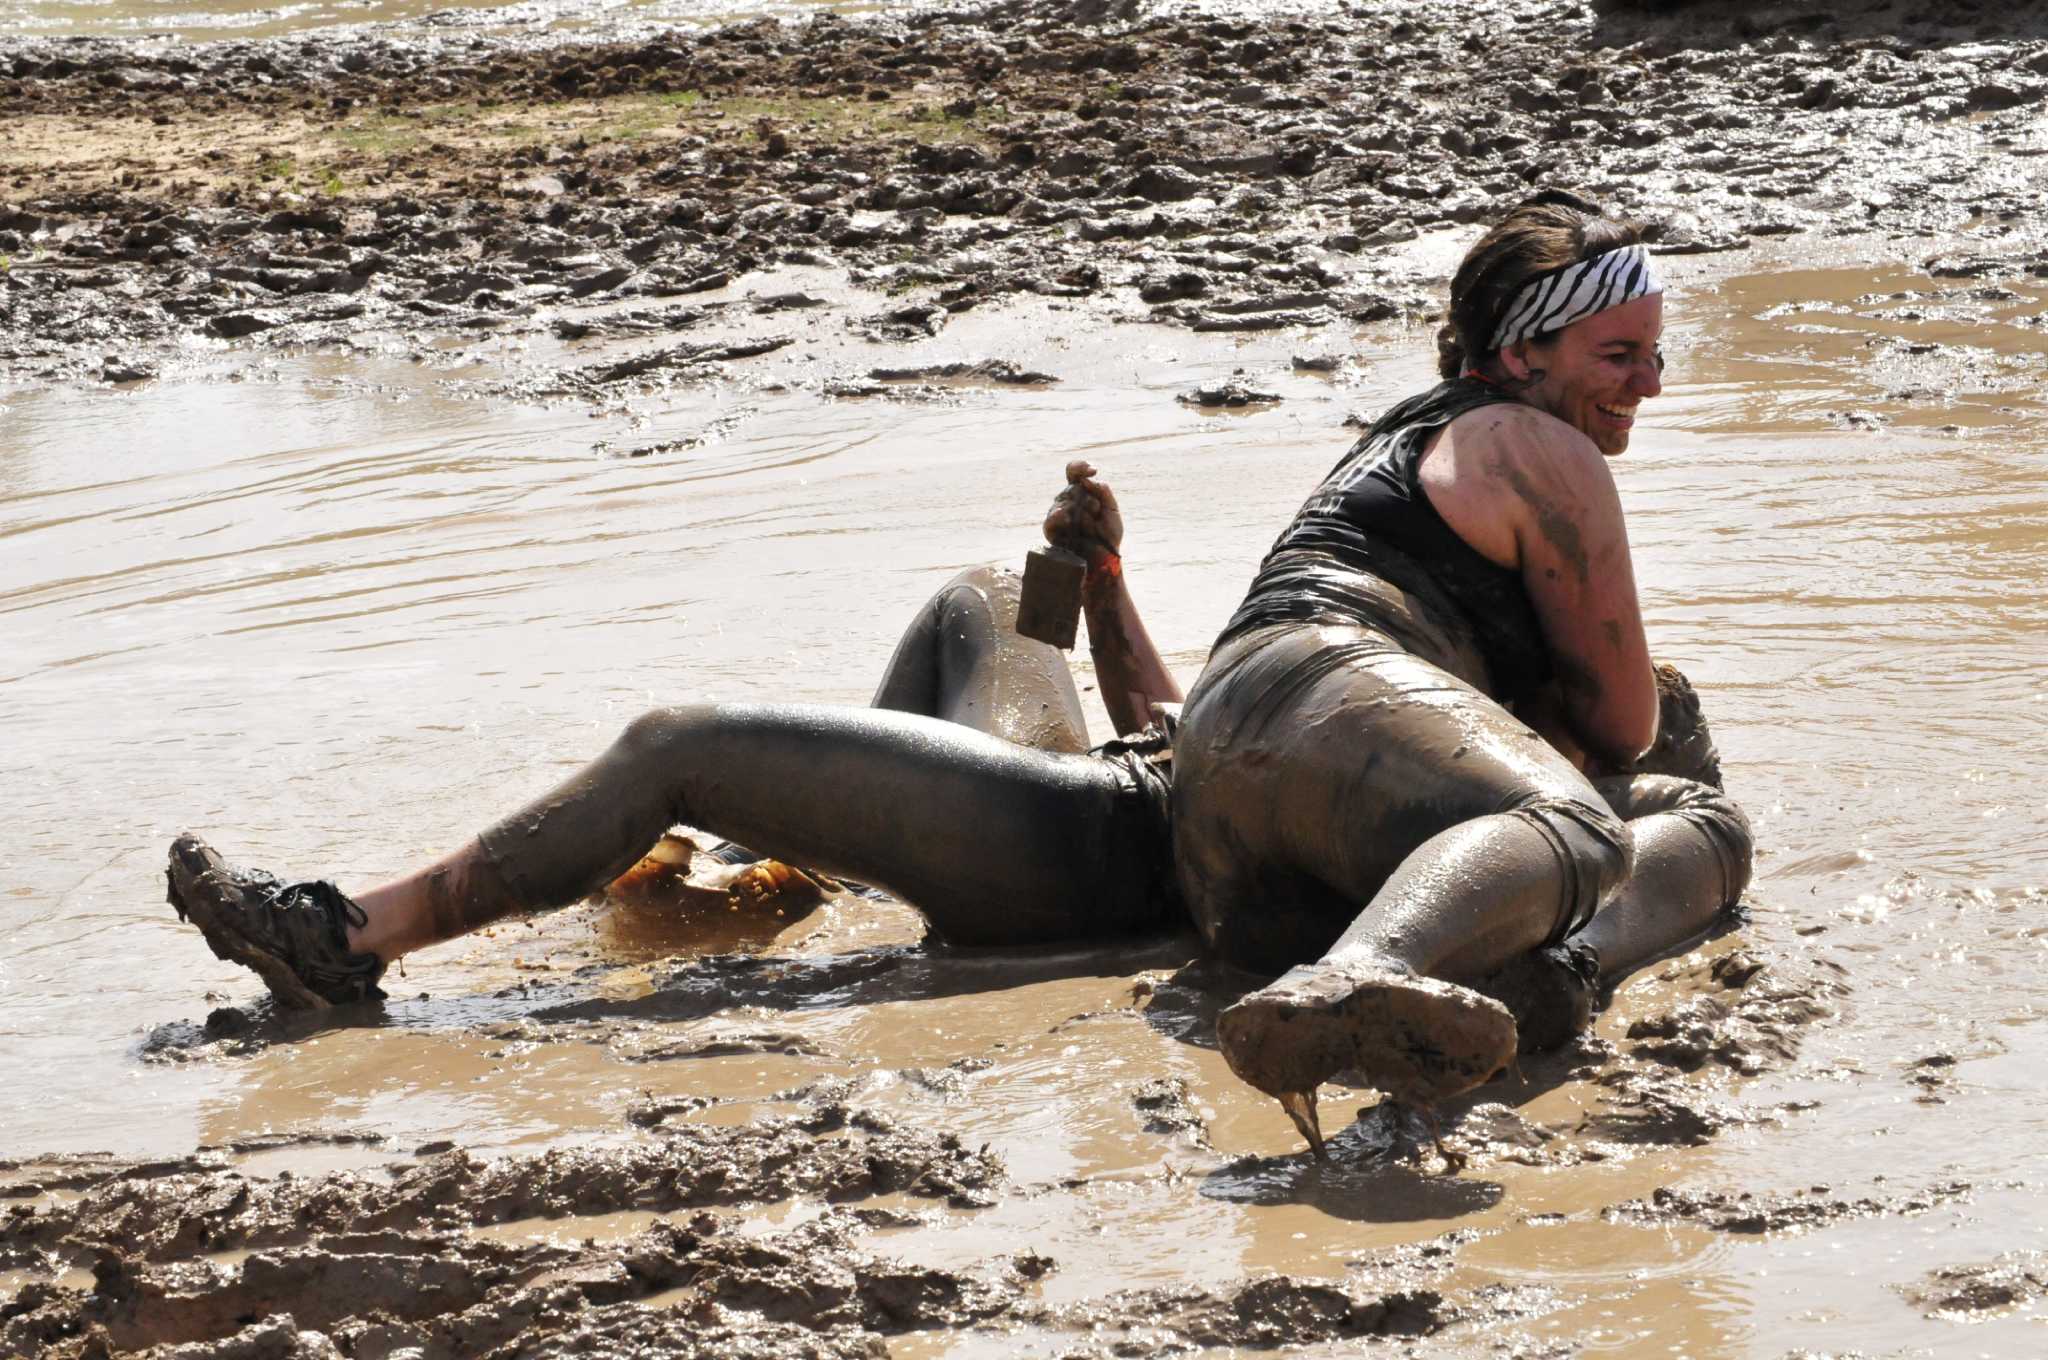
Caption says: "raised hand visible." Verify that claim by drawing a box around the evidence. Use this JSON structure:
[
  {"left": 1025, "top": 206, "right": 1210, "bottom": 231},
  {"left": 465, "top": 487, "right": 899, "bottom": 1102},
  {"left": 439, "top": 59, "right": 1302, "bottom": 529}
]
[{"left": 1042, "top": 459, "right": 1124, "bottom": 561}]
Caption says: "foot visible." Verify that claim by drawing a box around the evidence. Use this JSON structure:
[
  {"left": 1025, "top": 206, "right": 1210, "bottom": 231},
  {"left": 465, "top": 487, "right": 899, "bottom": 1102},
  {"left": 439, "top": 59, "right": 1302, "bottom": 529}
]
[
  {"left": 1472, "top": 941, "right": 1601, "bottom": 1054},
  {"left": 719, "top": 859, "right": 831, "bottom": 914},
  {"left": 166, "top": 834, "right": 387, "bottom": 1009},
  {"left": 1216, "top": 958, "right": 1517, "bottom": 1135}
]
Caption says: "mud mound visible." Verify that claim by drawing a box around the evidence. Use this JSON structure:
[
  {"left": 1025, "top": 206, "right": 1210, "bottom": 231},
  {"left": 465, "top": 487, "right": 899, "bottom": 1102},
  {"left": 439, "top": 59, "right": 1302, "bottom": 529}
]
[
  {"left": 1608, "top": 1178, "right": 1971, "bottom": 1234},
  {"left": 7, "top": 0, "right": 2048, "bottom": 384},
  {"left": 2, "top": 1115, "right": 1003, "bottom": 1273},
  {"left": 1904, "top": 1250, "right": 2048, "bottom": 1320}
]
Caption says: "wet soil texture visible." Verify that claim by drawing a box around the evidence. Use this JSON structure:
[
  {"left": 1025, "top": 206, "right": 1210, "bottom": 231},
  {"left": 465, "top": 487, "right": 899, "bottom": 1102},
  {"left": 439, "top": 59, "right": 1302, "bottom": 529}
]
[
  {"left": 5, "top": 0, "right": 2048, "bottom": 385},
  {"left": 6, "top": 1, "right": 2048, "bottom": 1356},
  {"left": 0, "top": 925, "right": 1867, "bottom": 1358}
]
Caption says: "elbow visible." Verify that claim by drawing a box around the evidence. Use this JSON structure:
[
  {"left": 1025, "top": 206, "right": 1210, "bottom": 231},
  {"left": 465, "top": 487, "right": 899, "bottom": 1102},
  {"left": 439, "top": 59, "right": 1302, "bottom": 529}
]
[
  {"left": 1586, "top": 728, "right": 1654, "bottom": 770},
  {"left": 1558, "top": 668, "right": 1658, "bottom": 769},
  {"left": 1587, "top": 700, "right": 1659, "bottom": 769}
]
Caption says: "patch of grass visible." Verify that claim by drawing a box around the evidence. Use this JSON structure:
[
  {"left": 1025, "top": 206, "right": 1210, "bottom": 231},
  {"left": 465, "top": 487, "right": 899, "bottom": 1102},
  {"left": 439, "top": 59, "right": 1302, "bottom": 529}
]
[
  {"left": 319, "top": 86, "right": 1003, "bottom": 165},
  {"left": 587, "top": 97, "right": 688, "bottom": 143},
  {"left": 629, "top": 88, "right": 1005, "bottom": 149},
  {"left": 320, "top": 169, "right": 346, "bottom": 196},
  {"left": 332, "top": 112, "right": 427, "bottom": 156},
  {"left": 329, "top": 102, "right": 545, "bottom": 159},
  {"left": 256, "top": 156, "right": 297, "bottom": 182}
]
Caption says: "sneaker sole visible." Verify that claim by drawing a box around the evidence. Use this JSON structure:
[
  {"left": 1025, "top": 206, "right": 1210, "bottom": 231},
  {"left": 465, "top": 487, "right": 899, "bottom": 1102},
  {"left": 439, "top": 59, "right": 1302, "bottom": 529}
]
[
  {"left": 1216, "top": 966, "right": 1517, "bottom": 1107},
  {"left": 166, "top": 833, "right": 333, "bottom": 1011}
]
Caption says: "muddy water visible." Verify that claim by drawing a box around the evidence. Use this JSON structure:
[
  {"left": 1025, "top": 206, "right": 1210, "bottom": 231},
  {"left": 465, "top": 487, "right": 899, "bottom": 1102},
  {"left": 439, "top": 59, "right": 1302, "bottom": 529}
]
[{"left": 3, "top": 241, "right": 2046, "bottom": 1354}]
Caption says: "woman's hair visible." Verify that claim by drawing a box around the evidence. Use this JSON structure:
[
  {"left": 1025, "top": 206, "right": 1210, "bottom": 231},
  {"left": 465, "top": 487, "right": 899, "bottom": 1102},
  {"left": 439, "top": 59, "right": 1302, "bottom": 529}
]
[{"left": 1435, "top": 190, "right": 1649, "bottom": 380}]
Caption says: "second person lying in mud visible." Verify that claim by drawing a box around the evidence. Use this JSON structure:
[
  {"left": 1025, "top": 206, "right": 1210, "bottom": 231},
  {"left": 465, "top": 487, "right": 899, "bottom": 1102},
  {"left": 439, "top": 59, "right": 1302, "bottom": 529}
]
[{"left": 168, "top": 189, "right": 1753, "bottom": 1155}]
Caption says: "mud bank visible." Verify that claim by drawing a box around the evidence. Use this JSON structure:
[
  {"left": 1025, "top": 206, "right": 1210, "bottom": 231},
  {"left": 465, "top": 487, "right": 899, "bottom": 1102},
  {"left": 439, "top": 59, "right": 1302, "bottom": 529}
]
[
  {"left": 2, "top": 908, "right": 1859, "bottom": 1357},
  {"left": 6, "top": 0, "right": 2048, "bottom": 385}
]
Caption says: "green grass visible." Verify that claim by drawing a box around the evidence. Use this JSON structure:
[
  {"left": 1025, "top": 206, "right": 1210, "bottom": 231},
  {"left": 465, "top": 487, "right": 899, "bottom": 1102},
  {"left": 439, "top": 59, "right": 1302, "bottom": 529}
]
[
  {"left": 316, "top": 87, "right": 999, "bottom": 165},
  {"left": 628, "top": 89, "right": 1005, "bottom": 148},
  {"left": 332, "top": 111, "right": 428, "bottom": 156}
]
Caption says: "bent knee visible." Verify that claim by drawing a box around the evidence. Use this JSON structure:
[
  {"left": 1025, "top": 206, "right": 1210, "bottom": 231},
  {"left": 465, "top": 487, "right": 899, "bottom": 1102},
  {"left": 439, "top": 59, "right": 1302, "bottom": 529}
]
[
  {"left": 616, "top": 703, "right": 715, "bottom": 760},
  {"left": 931, "top": 565, "right": 1021, "bottom": 632},
  {"left": 1687, "top": 788, "right": 1754, "bottom": 905},
  {"left": 1635, "top": 776, "right": 1754, "bottom": 905},
  {"left": 944, "top": 563, "right": 1019, "bottom": 595},
  {"left": 1506, "top": 794, "right": 1633, "bottom": 939}
]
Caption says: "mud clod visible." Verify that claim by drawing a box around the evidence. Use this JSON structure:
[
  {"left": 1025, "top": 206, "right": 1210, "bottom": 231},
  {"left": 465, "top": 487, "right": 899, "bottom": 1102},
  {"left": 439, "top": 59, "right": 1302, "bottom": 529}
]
[
  {"left": 1905, "top": 1251, "right": 2048, "bottom": 1319},
  {"left": 8, "top": 0, "right": 2044, "bottom": 390},
  {"left": 1609, "top": 1179, "right": 1971, "bottom": 1235}
]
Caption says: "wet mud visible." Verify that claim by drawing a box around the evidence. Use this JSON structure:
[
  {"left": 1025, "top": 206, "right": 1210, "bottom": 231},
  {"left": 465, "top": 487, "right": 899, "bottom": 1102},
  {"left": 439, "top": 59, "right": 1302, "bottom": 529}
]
[
  {"left": 7, "top": 0, "right": 2048, "bottom": 387},
  {"left": 14, "top": 875, "right": 1863, "bottom": 1357},
  {"left": 7, "top": 0, "right": 2048, "bottom": 1355},
  {"left": 1904, "top": 1251, "right": 2048, "bottom": 1321}
]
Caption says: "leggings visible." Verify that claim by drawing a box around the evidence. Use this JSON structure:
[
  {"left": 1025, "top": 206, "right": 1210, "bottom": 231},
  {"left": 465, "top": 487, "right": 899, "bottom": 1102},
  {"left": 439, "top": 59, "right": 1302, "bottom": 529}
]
[
  {"left": 474, "top": 568, "right": 1176, "bottom": 946},
  {"left": 1172, "top": 622, "right": 1753, "bottom": 977}
]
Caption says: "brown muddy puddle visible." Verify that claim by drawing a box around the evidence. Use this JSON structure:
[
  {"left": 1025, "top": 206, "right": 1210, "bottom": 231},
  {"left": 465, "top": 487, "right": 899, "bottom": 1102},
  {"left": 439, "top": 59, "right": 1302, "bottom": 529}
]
[{"left": 4, "top": 239, "right": 2047, "bottom": 1355}]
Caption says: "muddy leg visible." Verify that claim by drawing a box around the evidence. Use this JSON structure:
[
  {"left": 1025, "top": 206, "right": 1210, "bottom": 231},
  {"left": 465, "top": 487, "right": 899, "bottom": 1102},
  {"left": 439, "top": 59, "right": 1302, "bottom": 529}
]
[
  {"left": 1472, "top": 775, "right": 1754, "bottom": 1051},
  {"left": 691, "top": 566, "right": 1090, "bottom": 880},
  {"left": 350, "top": 702, "right": 1155, "bottom": 964},
  {"left": 358, "top": 569, "right": 1099, "bottom": 962},
  {"left": 1185, "top": 632, "right": 1634, "bottom": 1130},
  {"left": 1213, "top": 803, "right": 1626, "bottom": 1112},
  {"left": 1573, "top": 775, "right": 1753, "bottom": 974},
  {"left": 872, "top": 565, "right": 1091, "bottom": 753}
]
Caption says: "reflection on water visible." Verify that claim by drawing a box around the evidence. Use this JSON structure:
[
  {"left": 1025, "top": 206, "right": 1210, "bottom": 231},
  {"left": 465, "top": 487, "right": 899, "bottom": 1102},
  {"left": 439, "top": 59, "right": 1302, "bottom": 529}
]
[{"left": 3, "top": 251, "right": 2046, "bottom": 1354}]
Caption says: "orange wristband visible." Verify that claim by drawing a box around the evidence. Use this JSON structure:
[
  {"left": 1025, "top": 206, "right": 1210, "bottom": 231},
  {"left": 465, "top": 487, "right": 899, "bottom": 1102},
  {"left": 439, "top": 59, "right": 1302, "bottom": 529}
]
[{"left": 1085, "top": 549, "right": 1122, "bottom": 580}]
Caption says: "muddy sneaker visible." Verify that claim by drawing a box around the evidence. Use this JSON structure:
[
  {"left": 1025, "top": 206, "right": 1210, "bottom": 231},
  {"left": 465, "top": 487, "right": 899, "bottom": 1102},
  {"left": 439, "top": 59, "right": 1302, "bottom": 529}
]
[
  {"left": 166, "top": 834, "right": 386, "bottom": 1009},
  {"left": 1472, "top": 941, "right": 1602, "bottom": 1055},
  {"left": 1215, "top": 959, "right": 1518, "bottom": 1110}
]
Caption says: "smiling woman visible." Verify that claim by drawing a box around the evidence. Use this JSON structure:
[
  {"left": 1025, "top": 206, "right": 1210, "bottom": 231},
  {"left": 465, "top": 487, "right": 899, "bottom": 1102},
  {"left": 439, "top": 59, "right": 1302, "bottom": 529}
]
[{"left": 1183, "top": 190, "right": 1753, "bottom": 1148}]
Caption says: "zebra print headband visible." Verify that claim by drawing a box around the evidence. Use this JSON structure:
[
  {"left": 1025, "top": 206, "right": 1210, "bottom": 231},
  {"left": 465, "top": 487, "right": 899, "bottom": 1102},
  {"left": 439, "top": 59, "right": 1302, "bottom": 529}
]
[{"left": 1488, "top": 244, "right": 1664, "bottom": 353}]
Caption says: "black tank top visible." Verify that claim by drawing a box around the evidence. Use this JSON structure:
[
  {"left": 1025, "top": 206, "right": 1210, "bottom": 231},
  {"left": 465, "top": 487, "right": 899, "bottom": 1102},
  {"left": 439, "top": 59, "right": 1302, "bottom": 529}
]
[{"left": 1217, "top": 377, "right": 1554, "bottom": 704}]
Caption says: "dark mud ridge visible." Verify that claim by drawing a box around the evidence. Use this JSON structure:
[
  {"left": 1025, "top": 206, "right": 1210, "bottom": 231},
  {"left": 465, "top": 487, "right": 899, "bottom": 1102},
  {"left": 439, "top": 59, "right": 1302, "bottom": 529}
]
[
  {"left": 0, "top": 937, "right": 1857, "bottom": 1357},
  {"left": 5, "top": 0, "right": 2048, "bottom": 386},
  {"left": 0, "top": 1117, "right": 1449, "bottom": 1358}
]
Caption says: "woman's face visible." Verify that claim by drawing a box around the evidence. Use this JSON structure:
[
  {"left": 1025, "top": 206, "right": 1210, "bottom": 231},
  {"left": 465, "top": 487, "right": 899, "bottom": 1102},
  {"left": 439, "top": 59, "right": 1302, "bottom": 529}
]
[{"left": 1509, "top": 293, "right": 1665, "bottom": 456}]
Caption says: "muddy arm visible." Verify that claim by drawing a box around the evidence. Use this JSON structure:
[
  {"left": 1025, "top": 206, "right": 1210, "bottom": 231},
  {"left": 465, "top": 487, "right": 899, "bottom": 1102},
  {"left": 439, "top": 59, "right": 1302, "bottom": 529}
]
[
  {"left": 1043, "top": 461, "right": 1183, "bottom": 737},
  {"left": 1518, "top": 662, "right": 1724, "bottom": 790}
]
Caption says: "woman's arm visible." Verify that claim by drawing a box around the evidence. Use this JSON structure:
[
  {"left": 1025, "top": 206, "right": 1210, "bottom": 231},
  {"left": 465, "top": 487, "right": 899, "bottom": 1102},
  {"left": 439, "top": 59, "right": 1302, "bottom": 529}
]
[
  {"left": 1422, "top": 406, "right": 1658, "bottom": 766},
  {"left": 1042, "top": 460, "right": 1184, "bottom": 736}
]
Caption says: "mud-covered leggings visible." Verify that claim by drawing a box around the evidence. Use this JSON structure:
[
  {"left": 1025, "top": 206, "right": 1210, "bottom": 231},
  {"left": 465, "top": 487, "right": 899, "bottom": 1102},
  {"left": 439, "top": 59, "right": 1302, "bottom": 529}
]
[
  {"left": 471, "top": 567, "right": 1176, "bottom": 946},
  {"left": 1172, "top": 622, "right": 1754, "bottom": 978}
]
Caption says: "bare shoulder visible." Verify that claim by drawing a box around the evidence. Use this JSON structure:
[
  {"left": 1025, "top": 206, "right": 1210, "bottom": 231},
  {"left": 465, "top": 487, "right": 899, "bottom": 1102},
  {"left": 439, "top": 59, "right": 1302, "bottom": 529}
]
[{"left": 1441, "top": 401, "right": 1601, "bottom": 470}]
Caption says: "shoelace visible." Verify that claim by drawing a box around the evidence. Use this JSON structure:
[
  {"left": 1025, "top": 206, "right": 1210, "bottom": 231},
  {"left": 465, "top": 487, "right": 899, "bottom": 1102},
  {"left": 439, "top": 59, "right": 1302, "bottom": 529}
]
[{"left": 263, "top": 879, "right": 369, "bottom": 933}]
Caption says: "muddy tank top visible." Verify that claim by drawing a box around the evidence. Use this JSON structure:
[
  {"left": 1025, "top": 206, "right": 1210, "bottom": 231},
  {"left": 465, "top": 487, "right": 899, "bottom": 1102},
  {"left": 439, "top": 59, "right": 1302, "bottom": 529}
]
[{"left": 1217, "top": 377, "right": 1555, "bottom": 704}]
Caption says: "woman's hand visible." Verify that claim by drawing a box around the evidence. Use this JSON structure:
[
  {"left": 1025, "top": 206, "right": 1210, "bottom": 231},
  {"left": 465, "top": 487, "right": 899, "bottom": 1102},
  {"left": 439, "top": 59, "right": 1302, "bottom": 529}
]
[{"left": 1043, "top": 459, "right": 1124, "bottom": 561}]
